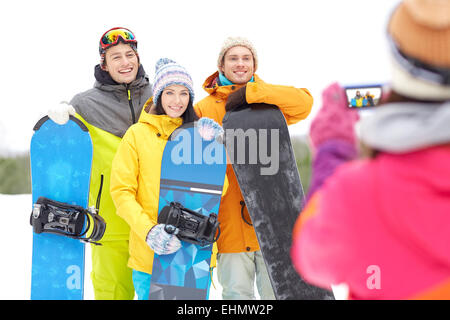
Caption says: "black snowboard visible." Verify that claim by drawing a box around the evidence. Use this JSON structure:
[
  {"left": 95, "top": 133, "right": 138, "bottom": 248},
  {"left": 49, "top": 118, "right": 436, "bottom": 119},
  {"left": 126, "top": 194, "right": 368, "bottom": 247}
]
[{"left": 222, "top": 103, "right": 334, "bottom": 300}]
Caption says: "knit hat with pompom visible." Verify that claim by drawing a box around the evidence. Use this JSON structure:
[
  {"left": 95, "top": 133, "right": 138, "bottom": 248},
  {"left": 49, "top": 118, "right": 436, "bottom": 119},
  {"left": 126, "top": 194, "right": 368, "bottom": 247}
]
[
  {"left": 387, "top": 0, "right": 450, "bottom": 100},
  {"left": 152, "top": 58, "right": 194, "bottom": 106}
]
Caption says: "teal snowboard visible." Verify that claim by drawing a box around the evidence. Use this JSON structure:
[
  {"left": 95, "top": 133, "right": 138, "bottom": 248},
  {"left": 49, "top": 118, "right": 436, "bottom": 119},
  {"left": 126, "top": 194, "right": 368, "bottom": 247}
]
[
  {"left": 30, "top": 116, "right": 92, "bottom": 300},
  {"left": 149, "top": 121, "right": 226, "bottom": 300}
]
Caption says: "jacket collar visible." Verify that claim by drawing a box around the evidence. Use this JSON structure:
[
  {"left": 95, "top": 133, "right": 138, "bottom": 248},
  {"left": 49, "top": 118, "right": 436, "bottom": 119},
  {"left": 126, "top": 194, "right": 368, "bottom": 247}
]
[
  {"left": 93, "top": 64, "right": 149, "bottom": 90},
  {"left": 202, "top": 71, "right": 262, "bottom": 99},
  {"left": 360, "top": 101, "right": 450, "bottom": 153}
]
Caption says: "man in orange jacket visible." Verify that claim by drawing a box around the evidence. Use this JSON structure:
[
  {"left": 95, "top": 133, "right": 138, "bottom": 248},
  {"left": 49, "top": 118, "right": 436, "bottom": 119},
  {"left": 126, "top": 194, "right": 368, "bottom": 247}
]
[{"left": 194, "top": 37, "right": 314, "bottom": 299}]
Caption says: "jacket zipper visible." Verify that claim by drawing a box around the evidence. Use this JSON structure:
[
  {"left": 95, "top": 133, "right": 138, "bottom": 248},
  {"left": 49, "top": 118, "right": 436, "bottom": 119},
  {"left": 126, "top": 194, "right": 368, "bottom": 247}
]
[
  {"left": 126, "top": 84, "right": 137, "bottom": 124},
  {"left": 96, "top": 174, "right": 104, "bottom": 212}
]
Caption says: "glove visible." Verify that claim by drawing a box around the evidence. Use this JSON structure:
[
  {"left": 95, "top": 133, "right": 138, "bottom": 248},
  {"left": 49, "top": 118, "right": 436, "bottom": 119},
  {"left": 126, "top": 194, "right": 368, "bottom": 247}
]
[
  {"left": 48, "top": 102, "right": 76, "bottom": 125},
  {"left": 146, "top": 224, "right": 182, "bottom": 255},
  {"left": 225, "top": 85, "right": 247, "bottom": 111},
  {"left": 197, "top": 117, "right": 224, "bottom": 141},
  {"left": 309, "top": 82, "right": 360, "bottom": 152}
]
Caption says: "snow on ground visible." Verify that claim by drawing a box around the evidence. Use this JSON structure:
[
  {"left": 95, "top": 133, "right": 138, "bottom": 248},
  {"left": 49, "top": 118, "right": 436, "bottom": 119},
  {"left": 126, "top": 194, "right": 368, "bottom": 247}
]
[
  {"left": 0, "top": 193, "right": 223, "bottom": 300},
  {"left": 0, "top": 193, "right": 345, "bottom": 300},
  {"left": 1, "top": 194, "right": 33, "bottom": 300}
]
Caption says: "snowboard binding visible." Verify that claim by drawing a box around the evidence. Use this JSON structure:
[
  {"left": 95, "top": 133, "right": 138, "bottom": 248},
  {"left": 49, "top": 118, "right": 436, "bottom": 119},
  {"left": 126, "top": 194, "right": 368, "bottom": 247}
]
[
  {"left": 158, "top": 202, "right": 220, "bottom": 247},
  {"left": 30, "top": 196, "right": 106, "bottom": 245}
]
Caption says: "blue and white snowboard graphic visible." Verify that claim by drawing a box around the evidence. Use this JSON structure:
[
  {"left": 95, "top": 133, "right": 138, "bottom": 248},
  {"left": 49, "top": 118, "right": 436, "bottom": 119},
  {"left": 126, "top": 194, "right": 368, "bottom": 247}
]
[
  {"left": 30, "top": 116, "right": 92, "bottom": 300},
  {"left": 149, "top": 122, "right": 226, "bottom": 300}
]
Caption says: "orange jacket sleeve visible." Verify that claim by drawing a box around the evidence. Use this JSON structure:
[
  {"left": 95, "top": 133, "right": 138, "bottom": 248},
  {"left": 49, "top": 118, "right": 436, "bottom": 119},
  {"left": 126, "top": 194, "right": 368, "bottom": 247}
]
[{"left": 245, "top": 81, "right": 313, "bottom": 125}]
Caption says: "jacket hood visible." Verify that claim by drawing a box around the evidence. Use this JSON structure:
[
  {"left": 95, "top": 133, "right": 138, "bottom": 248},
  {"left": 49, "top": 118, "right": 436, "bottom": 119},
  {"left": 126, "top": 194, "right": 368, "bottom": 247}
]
[
  {"left": 138, "top": 98, "right": 183, "bottom": 139},
  {"left": 93, "top": 64, "right": 149, "bottom": 92},
  {"left": 360, "top": 101, "right": 450, "bottom": 153},
  {"left": 373, "top": 145, "right": 450, "bottom": 267}
]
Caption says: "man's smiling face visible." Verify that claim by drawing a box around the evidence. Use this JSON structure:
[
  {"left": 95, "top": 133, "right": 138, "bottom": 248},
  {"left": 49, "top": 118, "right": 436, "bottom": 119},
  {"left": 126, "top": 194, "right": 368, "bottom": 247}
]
[
  {"left": 220, "top": 46, "right": 254, "bottom": 84},
  {"left": 104, "top": 42, "right": 139, "bottom": 84}
]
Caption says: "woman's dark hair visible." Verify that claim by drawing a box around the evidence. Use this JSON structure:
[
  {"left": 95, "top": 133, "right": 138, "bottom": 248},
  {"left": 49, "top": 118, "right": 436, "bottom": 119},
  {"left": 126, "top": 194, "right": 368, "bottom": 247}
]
[{"left": 154, "top": 94, "right": 198, "bottom": 124}]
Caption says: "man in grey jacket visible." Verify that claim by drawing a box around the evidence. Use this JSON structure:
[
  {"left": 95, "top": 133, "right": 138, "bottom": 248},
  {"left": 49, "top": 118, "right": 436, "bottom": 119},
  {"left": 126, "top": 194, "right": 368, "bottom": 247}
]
[{"left": 48, "top": 27, "right": 152, "bottom": 300}]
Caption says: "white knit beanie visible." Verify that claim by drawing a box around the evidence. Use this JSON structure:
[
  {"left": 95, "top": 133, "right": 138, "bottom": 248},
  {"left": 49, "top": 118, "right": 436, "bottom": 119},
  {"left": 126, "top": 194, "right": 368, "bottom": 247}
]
[{"left": 217, "top": 36, "right": 258, "bottom": 72}]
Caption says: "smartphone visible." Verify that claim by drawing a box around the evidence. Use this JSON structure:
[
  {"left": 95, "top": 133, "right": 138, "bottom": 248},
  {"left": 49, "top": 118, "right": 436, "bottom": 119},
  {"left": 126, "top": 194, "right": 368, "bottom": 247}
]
[{"left": 344, "top": 84, "right": 383, "bottom": 108}]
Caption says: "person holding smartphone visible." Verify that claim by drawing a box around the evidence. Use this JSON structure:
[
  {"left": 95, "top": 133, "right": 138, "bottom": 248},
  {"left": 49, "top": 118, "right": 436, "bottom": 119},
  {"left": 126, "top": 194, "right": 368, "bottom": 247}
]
[{"left": 291, "top": 0, "right": 450, "bottom": 299}]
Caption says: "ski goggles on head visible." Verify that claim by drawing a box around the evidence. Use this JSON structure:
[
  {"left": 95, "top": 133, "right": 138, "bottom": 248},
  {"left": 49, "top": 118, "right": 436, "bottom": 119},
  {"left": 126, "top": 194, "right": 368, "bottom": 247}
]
[
  {"left": 100, "top": 27, "right": 137, "bottom": 51},
  {"left": 387, "top": 34, "right": 450, "bottom": 86}
]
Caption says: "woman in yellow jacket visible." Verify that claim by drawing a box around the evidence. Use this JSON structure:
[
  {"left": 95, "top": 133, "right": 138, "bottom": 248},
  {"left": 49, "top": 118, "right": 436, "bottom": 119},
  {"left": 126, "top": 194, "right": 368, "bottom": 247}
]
[
  {"left": 194, "top": 37, "right": 314, "bottom": 299},
  {"left": 110, "top": 58, "right": 201, "bottom": 300}
]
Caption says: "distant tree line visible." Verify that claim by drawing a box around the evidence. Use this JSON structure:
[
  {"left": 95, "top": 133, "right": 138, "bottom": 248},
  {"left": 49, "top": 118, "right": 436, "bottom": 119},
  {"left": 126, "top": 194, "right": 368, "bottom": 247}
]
[
  {"left": 0, "top": 153, "right": 31, "bottom": 194},
  {"left": 291, "top": 135, "right": 312, "bottom": 194}
]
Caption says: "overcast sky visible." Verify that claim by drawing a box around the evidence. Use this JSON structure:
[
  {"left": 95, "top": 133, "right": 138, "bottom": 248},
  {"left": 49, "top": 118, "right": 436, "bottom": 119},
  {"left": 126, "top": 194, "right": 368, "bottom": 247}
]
[{"left": 0, "top": 0, "right": 400, "bottom": 153}]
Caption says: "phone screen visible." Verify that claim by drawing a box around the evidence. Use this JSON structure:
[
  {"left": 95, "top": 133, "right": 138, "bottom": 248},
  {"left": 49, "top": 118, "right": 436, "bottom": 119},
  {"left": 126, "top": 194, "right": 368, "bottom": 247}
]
[{"left": 344, "top": 85, "right": 382, "bottom": 108}]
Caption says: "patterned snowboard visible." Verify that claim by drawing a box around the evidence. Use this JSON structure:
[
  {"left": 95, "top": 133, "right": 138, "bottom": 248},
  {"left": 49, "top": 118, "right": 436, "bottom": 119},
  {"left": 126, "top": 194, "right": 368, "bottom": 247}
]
[{"left": 149, "top": 122, "right": 227, "bottom": 300}]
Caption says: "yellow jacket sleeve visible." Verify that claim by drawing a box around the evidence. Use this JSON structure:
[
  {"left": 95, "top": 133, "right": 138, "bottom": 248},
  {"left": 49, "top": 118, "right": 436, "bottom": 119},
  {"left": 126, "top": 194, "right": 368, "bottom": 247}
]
[
  {"left": 245, "top": 81, "right": 313, "bottom": 125},
  {"left": 110, "top": 130, "right": 157, "bottom": 242}
]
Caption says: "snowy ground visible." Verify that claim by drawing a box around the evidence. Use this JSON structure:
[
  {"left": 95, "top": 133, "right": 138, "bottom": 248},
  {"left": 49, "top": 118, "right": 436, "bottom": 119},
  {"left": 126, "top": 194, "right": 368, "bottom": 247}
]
[
  {"left": 0, "top": 193, "right": 226, "bottom": 300},
  {"left": 1, "top": 193, "right": 344, "bottom": 300}
]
